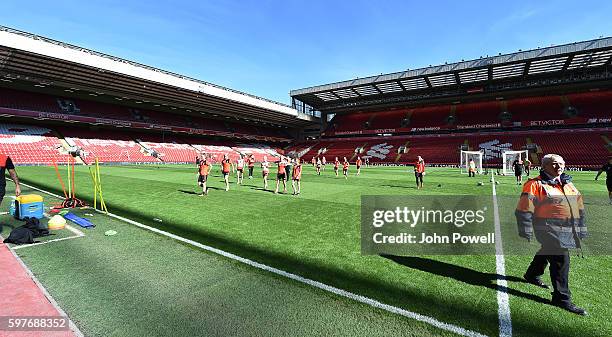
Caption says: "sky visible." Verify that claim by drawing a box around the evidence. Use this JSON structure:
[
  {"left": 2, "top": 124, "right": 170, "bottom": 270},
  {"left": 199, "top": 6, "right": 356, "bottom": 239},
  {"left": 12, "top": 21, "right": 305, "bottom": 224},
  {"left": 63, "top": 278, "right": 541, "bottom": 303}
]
[{"left": 1, "top": 0, "right": 611, "bottom": 104}]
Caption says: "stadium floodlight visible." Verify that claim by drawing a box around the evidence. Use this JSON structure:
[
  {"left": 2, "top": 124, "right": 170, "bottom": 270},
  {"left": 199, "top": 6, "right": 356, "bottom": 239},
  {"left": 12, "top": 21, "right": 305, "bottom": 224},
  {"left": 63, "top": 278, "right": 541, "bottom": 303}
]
[
  {"left": 460, "top": 150, "right": 483, "bottom": 175},
  {"left": 502, "top": 150, "right": 529, "bottom": 176}
]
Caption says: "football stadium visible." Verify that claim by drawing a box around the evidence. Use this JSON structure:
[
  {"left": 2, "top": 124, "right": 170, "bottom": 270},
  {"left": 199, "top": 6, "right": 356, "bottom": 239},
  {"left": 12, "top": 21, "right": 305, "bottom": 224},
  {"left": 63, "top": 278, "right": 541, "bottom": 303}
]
[{"left": 0, "top": 7, "right": 611, "bottom": 337}]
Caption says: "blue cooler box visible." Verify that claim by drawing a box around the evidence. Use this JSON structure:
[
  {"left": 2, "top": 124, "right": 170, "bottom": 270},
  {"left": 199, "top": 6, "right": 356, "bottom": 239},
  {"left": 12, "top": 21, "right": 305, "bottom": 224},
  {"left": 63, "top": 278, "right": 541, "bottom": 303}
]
[{"left": 9, "top": 194, "right": 45, "bottom": 220}]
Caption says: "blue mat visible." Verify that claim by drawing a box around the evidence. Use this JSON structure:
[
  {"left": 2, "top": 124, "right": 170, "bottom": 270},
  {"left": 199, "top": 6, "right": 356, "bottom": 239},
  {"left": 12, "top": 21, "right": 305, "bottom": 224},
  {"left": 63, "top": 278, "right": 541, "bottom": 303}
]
[{"left": 64, "top": 212, "right": 95, "bottom": 228}]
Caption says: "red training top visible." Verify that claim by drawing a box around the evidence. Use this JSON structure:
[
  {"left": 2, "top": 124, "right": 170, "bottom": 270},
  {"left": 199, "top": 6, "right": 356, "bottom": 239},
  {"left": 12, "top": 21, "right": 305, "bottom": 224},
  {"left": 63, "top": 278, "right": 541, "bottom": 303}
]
[
  {"left": 199, "top": 163, "right": 210, "bottom": 176},
  {"left": 222, "top": 160, "right": 231, "bottom": 173},
  {"left": 292, "top": 164, "right": 302, "bottom": 179},
  {"left": 415, "top": 161, "right": 425, "bottom": 173}
]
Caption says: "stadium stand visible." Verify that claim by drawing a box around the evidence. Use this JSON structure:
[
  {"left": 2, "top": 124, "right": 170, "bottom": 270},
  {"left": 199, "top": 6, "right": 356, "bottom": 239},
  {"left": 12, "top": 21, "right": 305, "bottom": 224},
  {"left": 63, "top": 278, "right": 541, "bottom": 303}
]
[
  {"left": 0, "top": 87, "right": 63, "bottom": 114},
  {"left": 0, "top": 123, "right": 71, "bottom": 165},
  {"left": 566, "top": 91, "right": 612, "bottom": 118},
  {"left": 141, "top": 142, "right": 197, "bottom": 163},
  {"left": 0, "top": 87, "right": 291, "bottom": 140},
  {"left": 401, "top": 105, "right": 452, "bottom": 129},
  {"left": 2, "top": 85, "right": 608, "bottom": 168},
  {"left": 506, "top": 95, "right": 565, "bottom": 122},
  {"left": 232, "top": 144, "right": 282, "bottom": 162},
  {"left": 256, "top": 125, "right": 291, "bottom": 138},
  {"left": 454, "top": 101, "right": 501, "bottom": 126},
  {"left": 135, "top": 134, "right": 199, "bottom": 163},
  {"left": 192, "top": 143, "right": 239, "bottom": 162},
  {"left": 60, "top": 127, "right": 160, "bottom": 164},
  {"left": 368, "top": 109, "right": 407, "bottom": 129},
  {"left": 329, "top": 112, "right": 374, "bottom": 132},
  {"left": 323, "top": 91, "right": 612, "bottom": 135},
  {"left": 294, "top": 128, "right": 611, "bottom": 168}
]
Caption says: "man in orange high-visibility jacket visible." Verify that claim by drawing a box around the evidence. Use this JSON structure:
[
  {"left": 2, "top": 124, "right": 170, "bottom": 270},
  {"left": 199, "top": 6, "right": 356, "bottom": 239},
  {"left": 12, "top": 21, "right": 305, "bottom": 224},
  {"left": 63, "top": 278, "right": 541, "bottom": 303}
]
[{"left": 515, "top": 154, "right": 587, "bottom": 315}]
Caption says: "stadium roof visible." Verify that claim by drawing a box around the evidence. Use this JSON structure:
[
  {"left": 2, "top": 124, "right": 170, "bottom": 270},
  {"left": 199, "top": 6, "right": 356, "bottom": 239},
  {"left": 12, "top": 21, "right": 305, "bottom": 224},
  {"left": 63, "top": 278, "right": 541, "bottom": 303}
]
[
  {"left": 291, "top": 37, "right": 612, "bottom": 112},
  {"left": 0, "top": 25, "right": 317, "bottom": 127}
]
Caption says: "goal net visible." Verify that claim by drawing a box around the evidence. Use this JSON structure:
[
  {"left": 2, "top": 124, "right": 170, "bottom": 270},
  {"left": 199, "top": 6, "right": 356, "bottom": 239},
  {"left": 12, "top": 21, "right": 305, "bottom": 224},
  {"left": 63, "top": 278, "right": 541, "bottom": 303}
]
[
  {"left": 460, "top": 150, "right": 483, "bottom": 174},
  {"left": 502, "top": 150, "right": 528, "bottom": 176}
]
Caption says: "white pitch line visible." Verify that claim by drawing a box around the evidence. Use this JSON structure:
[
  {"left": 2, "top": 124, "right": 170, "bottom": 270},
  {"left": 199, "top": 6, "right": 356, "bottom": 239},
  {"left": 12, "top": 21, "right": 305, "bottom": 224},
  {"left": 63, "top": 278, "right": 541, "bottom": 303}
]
[
  {"left": 10, "top": 225, "right": 84, "bottom": 250},
  {"left": 0, "top": 234, "right": 85, "bottom": 337},
  {"left": 20, "top": 181, "right": 489, "bottom": 337},
  {"left": 491, "top": 173, "right": 512, "bottom": 337}
]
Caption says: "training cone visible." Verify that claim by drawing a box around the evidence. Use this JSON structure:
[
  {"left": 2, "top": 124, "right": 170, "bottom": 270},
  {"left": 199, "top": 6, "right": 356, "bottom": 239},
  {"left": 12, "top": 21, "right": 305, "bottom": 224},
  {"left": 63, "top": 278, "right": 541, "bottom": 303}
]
[
  {"left": 104, "top": 230, "right": 117, "bottom": 236},
  {"left": 48, "top": 215, "right": 66, "bottom": 230}
]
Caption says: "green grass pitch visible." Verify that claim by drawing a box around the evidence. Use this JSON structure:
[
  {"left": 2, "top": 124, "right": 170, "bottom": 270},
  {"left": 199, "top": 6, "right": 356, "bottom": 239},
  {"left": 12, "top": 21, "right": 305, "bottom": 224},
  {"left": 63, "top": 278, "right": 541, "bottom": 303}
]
[{"left": 2, "top": 164, "right": 611, "bottom": 337}]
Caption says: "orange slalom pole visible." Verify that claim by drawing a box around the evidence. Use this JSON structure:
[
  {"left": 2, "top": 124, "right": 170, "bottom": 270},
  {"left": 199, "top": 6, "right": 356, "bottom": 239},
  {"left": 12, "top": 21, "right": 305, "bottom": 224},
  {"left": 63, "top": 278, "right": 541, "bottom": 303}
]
[{"left": 53, "top": 161, "right": 68, "bottom": 198}]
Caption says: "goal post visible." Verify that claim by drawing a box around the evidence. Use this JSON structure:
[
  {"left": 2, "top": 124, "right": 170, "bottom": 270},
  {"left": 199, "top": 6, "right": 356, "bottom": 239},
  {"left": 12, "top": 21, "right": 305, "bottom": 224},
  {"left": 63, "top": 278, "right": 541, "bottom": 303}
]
[
  {"left": 502, "top": 150, "right": 528, "bottom": 176},
  {"left": 460, "top": 150, "right": 483, "bottom": 174}
]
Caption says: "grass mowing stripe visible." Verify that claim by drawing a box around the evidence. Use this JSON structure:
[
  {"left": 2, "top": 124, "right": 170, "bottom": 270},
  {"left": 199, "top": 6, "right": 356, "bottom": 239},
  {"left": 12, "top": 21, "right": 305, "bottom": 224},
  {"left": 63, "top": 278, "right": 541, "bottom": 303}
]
[
  {"left": 20, "top": 180, "right": 491, "bottom": 337},
  {"left": 0, "top": 233, "right": 85, "bottom": 337},
  {"left": 491, "top": 173, "right": 512, "bottom": 337}
]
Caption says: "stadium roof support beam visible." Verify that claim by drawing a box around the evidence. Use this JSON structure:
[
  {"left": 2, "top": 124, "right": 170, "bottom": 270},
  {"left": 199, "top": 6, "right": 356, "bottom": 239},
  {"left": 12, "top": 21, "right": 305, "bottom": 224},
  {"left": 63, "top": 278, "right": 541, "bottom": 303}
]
[
  {"left": 522, "top": 61, "right": 531, "bottom": 77},
  {"left": 396, "top": 80, "right": 407, "bottom": 91},
  {"left": 561, "top": 54, "right": 575, "bottom": 71},
  {"left": 423, "top": 76, "right": 432, "bottom": 88}
]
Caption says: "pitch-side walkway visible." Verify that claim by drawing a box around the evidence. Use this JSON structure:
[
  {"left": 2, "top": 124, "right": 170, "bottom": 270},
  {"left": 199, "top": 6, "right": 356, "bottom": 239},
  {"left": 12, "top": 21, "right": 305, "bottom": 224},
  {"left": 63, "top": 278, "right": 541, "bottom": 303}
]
[{"left": 0, "top": 242, "right": 79, "bottom": 337}]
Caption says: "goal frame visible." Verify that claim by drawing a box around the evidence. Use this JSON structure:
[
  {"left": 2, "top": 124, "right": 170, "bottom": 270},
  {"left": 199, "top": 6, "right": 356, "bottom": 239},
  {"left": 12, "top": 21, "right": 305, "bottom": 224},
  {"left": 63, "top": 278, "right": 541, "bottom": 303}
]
[
  {"left": 502, "top": 150, "right": 529, "bottom": 176},
  {"left": 460, "top": 150, "right": 483, "bottom": 175}
]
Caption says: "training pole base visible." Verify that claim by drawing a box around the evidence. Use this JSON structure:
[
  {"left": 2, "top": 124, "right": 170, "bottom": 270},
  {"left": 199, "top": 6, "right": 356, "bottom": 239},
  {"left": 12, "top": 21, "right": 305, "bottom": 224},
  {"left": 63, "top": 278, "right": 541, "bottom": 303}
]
[{"left": 60, "top": 198, "right": 87, "bottom": 208}]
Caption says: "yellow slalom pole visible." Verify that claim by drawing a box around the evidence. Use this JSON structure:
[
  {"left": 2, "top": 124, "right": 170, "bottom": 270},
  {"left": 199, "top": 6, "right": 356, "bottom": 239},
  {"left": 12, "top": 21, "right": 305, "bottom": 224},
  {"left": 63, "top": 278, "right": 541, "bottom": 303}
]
[
  {"left": 89, "top": 165, "right": 97, "bottom": 210},
  {"left": 67, "top": 160, "right": 71, "bottom": 199},
  {"left": 96, "top": 158, "right": 108, "bottom": 213}
]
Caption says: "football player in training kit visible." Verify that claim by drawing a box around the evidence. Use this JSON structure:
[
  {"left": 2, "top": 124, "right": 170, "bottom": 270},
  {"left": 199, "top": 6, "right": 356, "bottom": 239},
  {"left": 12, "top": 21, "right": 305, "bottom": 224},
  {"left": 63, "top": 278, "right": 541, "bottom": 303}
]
[
  {"left": 236, "top": 155, "right": 245, "bottom": 185},
  {"left": 291, "top": 158, "right": 302, "bottom": 195},
  {"left": 261, "top": 156, "right": 270, "bottom": 190},
  {"left": 414, "top": 156, "right": 425, "bottom": 189},
  {"left": 342, "top": 157, "right": 349, "bottom": 180},
  {"left": 356, "top": 156, "right": 363, "bottom": 176},
  {"left": 221, "top": 154, "right": 231, "bottom": 191},
  {"left": 513, "top": 159, "right": 524, "bottom": 185},
  {"left": 595, "top": 157, "right": 612, "bottom": 205},
  {"left": 468, "top": 158, "right": 477, "bottom": 177},
  {"left": 197, "top": 157, "right": 210, "bottom": 195},
  {"left": 275, "top": 157, "right": 288, "bottom": 194},
  {"left": 334, "top": 157, "right": 340, "bottom": 177},
  {"left": 247, "top": 154, "right": 255, "bottom": 179}
]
